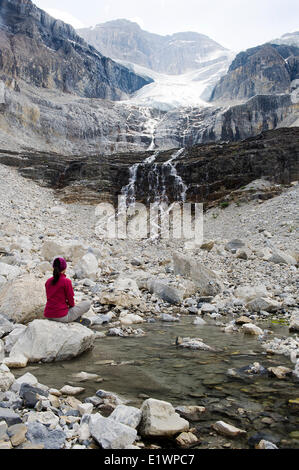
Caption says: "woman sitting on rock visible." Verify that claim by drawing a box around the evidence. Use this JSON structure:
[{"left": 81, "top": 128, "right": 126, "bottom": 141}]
[{"left": 44, "top": 257, "right": 91, "bottom": 326}]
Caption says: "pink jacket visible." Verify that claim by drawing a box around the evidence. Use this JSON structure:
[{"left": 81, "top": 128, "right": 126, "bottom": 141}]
[{"left": 44, "top": 273, "right": 75, "bottom": 318}]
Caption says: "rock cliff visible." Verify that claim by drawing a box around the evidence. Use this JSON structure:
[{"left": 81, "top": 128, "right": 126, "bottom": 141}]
[
  {"left": 0, "top": 0, "right": 151, "bottom": 99},
  {"left": 210, "top": 43, "right": 299, "bottom": 103},
  {"left": 0, "top": 128, "right": 298, "bottom": 206}
]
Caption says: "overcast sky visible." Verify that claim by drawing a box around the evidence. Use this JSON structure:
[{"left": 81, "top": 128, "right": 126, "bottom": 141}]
[{"left": 33, "top": 0, "right": 299, "bottom": 51}]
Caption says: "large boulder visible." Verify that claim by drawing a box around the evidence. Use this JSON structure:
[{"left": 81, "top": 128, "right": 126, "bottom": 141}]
[
  {"left": 9, "top": 320, "right": 95, "bottom": 363},
  {"left": 173, "top": 252, "right": 223, "bottom": 296},
  {"left": 139, "top": 398, "right": 189, "bottom": 438},
  {"left": 0, "top": 275, "right": 46, "bottom": 324},
  {"left": 41, "top": 240, "right": 87, "bottom": 263}
]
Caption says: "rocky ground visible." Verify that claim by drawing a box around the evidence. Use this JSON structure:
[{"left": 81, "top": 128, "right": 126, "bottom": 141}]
[{"left": 0, "top": 163, "right": 298, "bottom": 450}]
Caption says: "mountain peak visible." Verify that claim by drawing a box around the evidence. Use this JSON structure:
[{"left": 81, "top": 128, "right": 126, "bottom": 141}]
[{"left": 77, "top": 19, "right": 229, "bottom": 75}]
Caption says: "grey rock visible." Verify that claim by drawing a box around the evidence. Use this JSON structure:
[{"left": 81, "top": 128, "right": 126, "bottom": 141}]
[
  {"left": 19, "top": 383, "right": 49, "bottom": 409},
  {"left": 225, "top": 239, "right": 246, "bottom": 253},
  {"left": 0, "top": 407, "right": 22, "bottom": 426},
  {"left": 173, "top": 252, "right": 223, "bottom": 296},
  {"left": 89, "top": 413, "right": 137, "bottom": 449},
  {"left": 26, "top": 422, "right": 66, "bottom": 449},
  {"left": 109, "top": 405, "right": 142, "bottom": 429},
  {"left": 147, "top": 278, "right": 182, "bottom": 305}
]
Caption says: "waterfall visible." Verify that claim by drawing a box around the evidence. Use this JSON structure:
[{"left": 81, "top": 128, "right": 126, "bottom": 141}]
[
  {"left": 101, "top": 147, "right": 189, "bottom": 243},
  {"left": 159, "top": 148, "right": 187, "bottom": 203},
  {"left": 121, "top": 151, "right": 161, "bottom": 206}
]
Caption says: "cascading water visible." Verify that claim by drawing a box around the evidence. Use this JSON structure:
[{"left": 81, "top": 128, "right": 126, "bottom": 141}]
[
  {"left": 159, "top": 148, "right": 187, "bottom": 204},
  {"left": 121, "top": 151, "right": 161, "bottom": 206},
  {"left": 121, "top": 147, "right": 187, "bottom": 207},
  {"left": 95, "top": 148, "right": 189, "bottom": 243}
]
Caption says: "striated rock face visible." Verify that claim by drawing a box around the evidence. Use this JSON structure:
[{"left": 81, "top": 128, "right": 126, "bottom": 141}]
[
  {"left": 0, "top": 0, "right": 151, "bottom": 100},
  {"left": 0, "top": 2, "right": 297, "bottom": 156},
  {"left": 154, "top": 94, "right": 298, "bottom": 148},
  {"left": 210, "top": 43, "right": 299, "bottom": 103},
  {"left": 0, "top": 128, "right": 298, "bottom": 205},
  {"left": 77, "top": 19, "right": 229, "bottom": 75}
]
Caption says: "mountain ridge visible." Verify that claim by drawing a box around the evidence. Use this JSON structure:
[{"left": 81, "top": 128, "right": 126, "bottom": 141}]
[
  {"left": 0, "top": 0, "right": 152, "bottom": 100},
  {"left": 77, "top": 18, "right": 229, "bottom": 76}
]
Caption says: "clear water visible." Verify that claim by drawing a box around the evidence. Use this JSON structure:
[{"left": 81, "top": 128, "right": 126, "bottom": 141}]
[{"left": 14, "top": 315, "right": 298, "bottom": 448}]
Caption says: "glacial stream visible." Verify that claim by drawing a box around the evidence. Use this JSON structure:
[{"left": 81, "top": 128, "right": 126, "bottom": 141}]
[{"left": 14, "top": 316, "right": 299, "bottom": 448}]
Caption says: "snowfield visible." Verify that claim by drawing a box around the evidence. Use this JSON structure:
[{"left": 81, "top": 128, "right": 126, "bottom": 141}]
[{"left": 118, "top": 51, "right": 236, "bottom": 111}]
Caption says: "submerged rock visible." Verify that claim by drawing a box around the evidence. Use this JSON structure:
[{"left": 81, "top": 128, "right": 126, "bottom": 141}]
[
  {"left": 177, "top": 337, "right": 215, "bottom": 351},
  {"left": 212, "top": 421, "right": 247, "bottom": 438}
]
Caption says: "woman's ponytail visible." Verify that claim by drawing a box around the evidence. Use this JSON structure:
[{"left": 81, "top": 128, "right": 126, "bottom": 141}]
[{"left": 52, "top": 258, "right": 61, "bottom": 285}]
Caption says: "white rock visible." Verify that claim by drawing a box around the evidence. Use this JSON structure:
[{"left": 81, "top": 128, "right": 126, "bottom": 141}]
[
  {"left": 140, "top": 398, "right": 189, "bottom": 438},
  {"left": 4, "top": 325, "right": 27, "bottom": 353},
  {"left": 77, "top": 403, "right": 93, "bottom": 416},
  {"left": 0, "top": 263, "right": 21, "bottom": 280},
  {"left": 0, "top": 339, "right": 4, "bottom": 361},
  {"left": 37, "top": 261, "right": 52, "bottom": 274},
  {"left": 246, "top": 297, "right": 281, "bottom": 313},
  {"left": 193, "top": 317, "right": 207, "bottom": 326},
  {"left": 9, "top": 319, "right": 95, "bottom": 363},
  {"left": 60, "top": 385, "right": 85, "bottom": 396},
  {"left": 212, "top": 420, "right": 247, "bottom": 437},
  {"left": 50, "top": 206, "right": 67, "bottom": 215},
  {"left": 200, "top": 303, "right": 217, "bottom": 314},
  {"left": 114, "top": 277, "right": 141, "bottom": 296},
  {"left": 41, "top": 240, "right": 87, "bottom": 263},
  {"left": 120, "top": 313, "right": 145, "bottom": 326},
  {"left": 75, "top": 253, "right": 98, "bottom": 281},
  {"left": 0, "top": 367, "right": 15, "bottom": 392},
  {"left": 173, "top": 252, "right": 223, "bottom": 296},
  {"left": 89, "top": 414, "right": 137, "bottom": 449},
  {"left": 26, "top": 410, "right": 59, "bottom": 429},
  {"left": 11, "top": 372, "right": 38, "bottom": 393},
  {"left": 242, "top": 324, "right": 264, "bottom": 336},
  {"left": 268, "top": 250, "right": 297, "bottom": 265},
  {"left": 2, "top": 354, "right": 28, "bottom": 368},
  {"left": 178, "top": 337, "right": 215, "bottom": 351},
  {"left": 256, "top": 439, "right": 278, "bottom": 449},
  {"left": 234, "top": 285, "right": 268, "bottom": 302},
  {"left": 0, "top": 275, "right": 46, "bottom": 324},
  {"left": 109, "top": 405, "right": 142, "bottom": 429}
]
